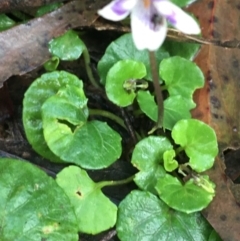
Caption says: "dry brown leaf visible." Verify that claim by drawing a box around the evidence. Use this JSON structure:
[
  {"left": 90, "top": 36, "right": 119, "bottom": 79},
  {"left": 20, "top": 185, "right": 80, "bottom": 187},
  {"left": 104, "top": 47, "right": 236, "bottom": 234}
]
[
  {"left": 189, "top": 1, "right": 240, "bottom": 240},
  {"left": 0, "top": 0, "right": 109, "bottom": 87}
]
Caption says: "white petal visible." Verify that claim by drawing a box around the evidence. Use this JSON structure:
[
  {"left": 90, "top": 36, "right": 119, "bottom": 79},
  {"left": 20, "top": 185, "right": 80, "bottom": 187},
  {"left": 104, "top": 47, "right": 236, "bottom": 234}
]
[
  {"left": 153, "top": 0, "right": 201, "bottom": 34},
  {"left": 130, "top": 1, "right": 167, "bottom": 51},
  {"left": 98, "top": 0, "right": 137, "bottom": 21}
]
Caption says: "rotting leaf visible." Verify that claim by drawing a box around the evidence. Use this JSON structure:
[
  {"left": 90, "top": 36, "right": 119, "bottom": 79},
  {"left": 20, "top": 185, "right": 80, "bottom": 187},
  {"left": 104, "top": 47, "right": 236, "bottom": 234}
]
[
  {"left": 0, "top": 0, "right": 110, "bottom": 87},
  {"left": 189, "top": 1, "right": 240, "bottom": 240},
  {"left": 0, "top": 0, "right": 65, "bottom": 13}
]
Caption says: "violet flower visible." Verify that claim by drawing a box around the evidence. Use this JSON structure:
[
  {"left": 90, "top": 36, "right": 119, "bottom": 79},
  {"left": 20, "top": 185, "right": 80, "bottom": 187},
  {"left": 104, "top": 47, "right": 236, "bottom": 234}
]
[{"left": 98, "top": 0, "right": 200, "bottom": 51}]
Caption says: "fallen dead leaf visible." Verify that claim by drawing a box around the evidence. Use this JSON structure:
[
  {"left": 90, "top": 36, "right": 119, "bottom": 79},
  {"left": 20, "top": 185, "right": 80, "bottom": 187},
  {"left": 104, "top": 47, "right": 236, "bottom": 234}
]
[
  {"left": 189, "top": 0, "right": 240, "bottom": 240},
  {"left": 0, "top": 0, "right": 109, "bottom": 87}
]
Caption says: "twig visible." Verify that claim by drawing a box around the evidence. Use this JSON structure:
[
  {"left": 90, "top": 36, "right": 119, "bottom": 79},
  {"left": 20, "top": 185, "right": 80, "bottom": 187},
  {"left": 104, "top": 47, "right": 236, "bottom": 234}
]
[
  {"left": 0, "top": 0, "right": 64, "bottom": 13},
  {"left": 120, "top": 108, "right": 138, "bottom": 143},
  {"left": 100, "top": 229, "right": 117, "bottom": 241}
]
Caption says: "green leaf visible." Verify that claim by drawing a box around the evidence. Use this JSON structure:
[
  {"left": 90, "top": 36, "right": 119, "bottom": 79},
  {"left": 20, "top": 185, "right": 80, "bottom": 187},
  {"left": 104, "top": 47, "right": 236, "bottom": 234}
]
[
  {"left": 49, "top": 30, "right": 85, "bottom": 61},
  {"left": 136, "top": 90, "right": 158, "bottom": 121},
  {"left": 42, "top": 86, "right": 122, "bottom": 169},
  {"left": 164, "top": 96, "right": 192, "bottom": 129},
  {"left": 136, "top": 91, "right": 192, "bottom": 130},
  {"left": 131, "top": 136, "right": 172, "bottom": 194},
  {"left": 0, "top": 158, "right": 78, "bottom": 241},
  {"left": 56, "top": 166, "right": 117, "bottom": 234},
  {"left": 172, "top": 119, "right": 218, "bottom": 172},
  {"left": 169, "top": 0, "right": 196, "bottom": 7},
  {"left": 163, "top": 40, "right": 200, "bottom": 60},
  {"left": 43, "top": 56, "right": 60, "bottom": 72},
  {"left": 155, "top": 174, "right": 215, "bottom": 213},
  {"left": 98, "top": 33, "right": 169, "bottom": 84},
  {"left": 208, "top": 230, "right": 223, "bottom": 241},
  {"left": 163, "top": 149, "right": 178, "bottom": 172},
  {"left": 106, "top": 60, "right": 146, "bottom": 107},
  {"left": 117, "top": 190, "right": 216, "bottom": 241},
  {"left": 160, "top": 56, "right": 204, "bottom": 99},
  {"left": 23, "top": 70, "right": 84, "bottom": 163},
  {"left": 35, "top": 2, "right": 62, "bottom": 17},
  {"left": 0, "top": 14, "right": 15, "bottom": 31}
]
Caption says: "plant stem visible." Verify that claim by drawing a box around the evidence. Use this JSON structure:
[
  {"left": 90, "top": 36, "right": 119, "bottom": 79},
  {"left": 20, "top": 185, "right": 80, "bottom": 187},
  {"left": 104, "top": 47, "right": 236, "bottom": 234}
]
[
  {"left": 89, "top": 109, "right": 127, "bottom": 130},
  {"left": 89, "top": 109, "right": 142, "bottom": 140},
  {"left": 175, "top": 146, "right": 184, "bottom": 155},
  {"left": 148, "top": 51, "right": 164, "bottom": 129},
  {"left": 97, "top": 175, "right": 135, "bottom": 189},
  {"left": 82, "top": 48, "right": 100, "bottom": 88}
]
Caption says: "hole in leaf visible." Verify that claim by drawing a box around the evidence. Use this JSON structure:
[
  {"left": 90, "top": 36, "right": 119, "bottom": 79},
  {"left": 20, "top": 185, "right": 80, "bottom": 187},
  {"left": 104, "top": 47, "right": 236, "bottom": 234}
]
[
  {"left": 57, "top": 119, "right": 77, "bottom": 133},
  {"left": 76, "top": 191, "right": 82, "bottom": 196}
]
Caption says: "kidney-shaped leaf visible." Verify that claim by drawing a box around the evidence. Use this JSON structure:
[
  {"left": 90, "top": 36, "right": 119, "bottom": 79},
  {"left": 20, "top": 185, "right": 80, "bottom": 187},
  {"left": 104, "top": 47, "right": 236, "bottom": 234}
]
[
  {"left": 164, "top": 96, "right": 192, "bottom": 129},
  {"left": 117, "top": 190, "right": 216, "bottom": 241},
  {"left": 98, "top": 33, "right": 169, "bottom": 84},
  {"left": 172, "top": 119, "right": 218, "bottom": 172},
  {"left": 163, "top": 40, "right": 199, "bottom": 60},
  {"left": 155, "top": 174, "right": 215, "bottom": 213},
  {"left": 49, "top": 30, "right": 86, "bottom": 61},
  {"left": 131, "top": 136, "right": 172, "bottom": 194},
  {"left": 137, "top": 91, "right": 192, "bottom": 130},
  {"left": 0, "top": 158, "right": 78, "bottom": 241},
  {"left": 23, "top": 70, "right": 84, "bottom": 163},
  {"left": 160, "top": 56, "right": 204, "bottom": 98},
  {"left": 56, "top": 166, "right": 117, "bottom": 234},
  {"left": 42, "top": 89, "right": 122, "bottom": 169},
  {"left": 106, "top": 60, "right": 146, "bottom": 107}
]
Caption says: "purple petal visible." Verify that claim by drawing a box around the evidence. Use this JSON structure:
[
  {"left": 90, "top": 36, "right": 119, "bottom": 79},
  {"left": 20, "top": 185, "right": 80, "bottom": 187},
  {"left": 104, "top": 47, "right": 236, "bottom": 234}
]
[
  {"left": 112, "top": 0, "right": 131, "bottom": 15},
  {"left": 98, "top": 0, "right": 137, "bottom": 21},
  {"left": 153, "top": 0, "right": 201, "bottom": 34}
]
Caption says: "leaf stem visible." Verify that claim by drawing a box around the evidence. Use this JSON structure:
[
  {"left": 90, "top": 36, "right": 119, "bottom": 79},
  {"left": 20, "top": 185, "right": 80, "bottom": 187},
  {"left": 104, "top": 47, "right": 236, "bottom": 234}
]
[
  {"left": 148, "top": 51, "right": 164, "bottom": 130},
  {"left": 160, "top": 85, "right": 167, "bottom": 91},
  {"left": 175, "top": 146, "right": 185, "bottom": 155},
  {"left": 97, "top": 175, "right": 135, "bottom": 189},
  {"left": 89, "top": 108, "right": 127, "bottom": 130},
  {"left": 82, "top": 48, "right": 100, "bottom": 88}
]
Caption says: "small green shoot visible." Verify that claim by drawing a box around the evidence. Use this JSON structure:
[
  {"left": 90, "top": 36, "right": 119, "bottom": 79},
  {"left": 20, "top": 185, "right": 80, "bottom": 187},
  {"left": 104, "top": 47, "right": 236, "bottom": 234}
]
[
  {"left": 106, "top": 60, "right": 147, "bottom": 106},
  {"left": 163, "top": 149, "right": 178, "bottom": 172}
]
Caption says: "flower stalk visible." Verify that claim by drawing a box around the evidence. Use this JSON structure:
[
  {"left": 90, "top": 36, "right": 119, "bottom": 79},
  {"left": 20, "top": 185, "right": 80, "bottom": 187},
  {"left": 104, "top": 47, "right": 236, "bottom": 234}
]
[{"left": 149, "top": 51, "right": 164, "bottom": 129}]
